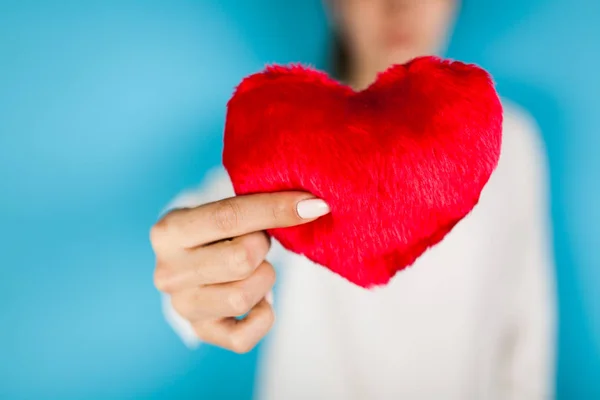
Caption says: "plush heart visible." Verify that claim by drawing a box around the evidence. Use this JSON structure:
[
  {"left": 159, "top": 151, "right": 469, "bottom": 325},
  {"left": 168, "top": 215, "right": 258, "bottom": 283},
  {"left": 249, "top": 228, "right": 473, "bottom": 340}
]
[{"left": 222, "top": 56, "right": 503, "bottom": 288}]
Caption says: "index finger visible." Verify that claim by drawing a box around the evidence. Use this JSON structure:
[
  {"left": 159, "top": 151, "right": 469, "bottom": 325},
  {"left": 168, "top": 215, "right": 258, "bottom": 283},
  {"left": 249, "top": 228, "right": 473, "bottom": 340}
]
[{"left": 153, "top": 191, "right": 330, "bottom": 249}]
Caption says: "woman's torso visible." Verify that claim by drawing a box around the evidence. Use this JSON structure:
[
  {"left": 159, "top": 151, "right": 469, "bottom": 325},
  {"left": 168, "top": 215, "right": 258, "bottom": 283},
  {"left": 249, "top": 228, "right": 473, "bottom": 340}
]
[{"left": 253, "top": 103, "right": 549, "bottom": 400}]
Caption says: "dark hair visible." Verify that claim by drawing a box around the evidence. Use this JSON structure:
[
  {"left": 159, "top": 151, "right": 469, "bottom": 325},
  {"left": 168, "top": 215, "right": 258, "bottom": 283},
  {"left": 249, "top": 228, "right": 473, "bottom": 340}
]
[{"left": 330, "top": 31, "right": 350, "bottom": 82}]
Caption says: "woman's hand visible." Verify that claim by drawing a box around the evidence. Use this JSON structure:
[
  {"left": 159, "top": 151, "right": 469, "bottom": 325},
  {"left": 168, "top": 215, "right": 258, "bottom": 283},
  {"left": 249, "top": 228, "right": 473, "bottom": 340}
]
[{"left": 150, "top": 192, "right": 330, "bottom": 353}]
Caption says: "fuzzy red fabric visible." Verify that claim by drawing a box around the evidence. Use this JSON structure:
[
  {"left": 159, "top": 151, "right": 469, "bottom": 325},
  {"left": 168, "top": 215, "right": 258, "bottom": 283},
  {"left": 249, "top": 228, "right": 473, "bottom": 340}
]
[{"left": 222, "top": 56, "right": 503, "bottom": 288}]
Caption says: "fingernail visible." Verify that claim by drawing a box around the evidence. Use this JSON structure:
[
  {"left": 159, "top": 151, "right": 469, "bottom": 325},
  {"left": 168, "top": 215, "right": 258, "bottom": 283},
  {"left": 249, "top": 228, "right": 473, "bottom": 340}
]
[
  {"left": 296, "top": 198, "right": 330, "bottom": 219},
  {"left": 265, "top": 291, "right": 274, "bottom": 305}
]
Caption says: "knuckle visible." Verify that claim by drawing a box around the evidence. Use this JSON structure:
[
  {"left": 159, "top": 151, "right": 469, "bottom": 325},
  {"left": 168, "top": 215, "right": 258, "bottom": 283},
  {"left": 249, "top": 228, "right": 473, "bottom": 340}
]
[
  {"left": 149, "top": 219, "right": 168, "bottom": 248},
  {"left": 212, "top": 200, "right": 241, "bottom": 234},
  {"left": 170, "top": 295, "right": 194, "bottom": 320},
  {"left": 227, "top": 288, "right": 253, "bottom": 316},
  {"left": 150, "top": 210, "right": 183, "bottom": 248},
  {"left": 176, "top": 287, "right": 224, "bottom": 321},
  {"left": 262, "top": 306, "right": 276, "bottom": 329},
  {"left": 153, "top": 265, "right": 172, "bottom": 292},
  {"left": 228, "top": 332, "right": 255, "bottom": 354},
  {"left": 228, "top": 243, "right": 253, "bottom": 279},
  {"left": 191, "top": 320, "right": 210, "bottom": 342},
  {"left": 263, "top": 262, "right": 277, "bottom": 287}
]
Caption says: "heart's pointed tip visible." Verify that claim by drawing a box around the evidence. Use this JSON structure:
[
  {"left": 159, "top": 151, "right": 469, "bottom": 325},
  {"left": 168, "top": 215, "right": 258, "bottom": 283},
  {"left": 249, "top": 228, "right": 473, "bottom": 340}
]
[
  {"left": 360, "top": 279, "right": 391, "bottom": 290},
  {"left": 340, "top": 267, "right": 395, "bottom": 290}
]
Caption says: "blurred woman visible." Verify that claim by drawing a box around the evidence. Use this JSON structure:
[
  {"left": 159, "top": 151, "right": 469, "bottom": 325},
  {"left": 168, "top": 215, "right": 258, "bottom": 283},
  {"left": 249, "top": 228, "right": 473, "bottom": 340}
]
[{"left": 150, "top": 1, "right": 556, "bottom": 398}]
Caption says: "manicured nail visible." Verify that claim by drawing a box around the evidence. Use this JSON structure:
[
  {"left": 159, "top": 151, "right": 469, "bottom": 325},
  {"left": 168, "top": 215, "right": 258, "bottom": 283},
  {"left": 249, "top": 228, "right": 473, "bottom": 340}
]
[
  {"left": 265, "top": 291, "right": 274, "bottom": 305},
  {"left": 296, "top": 198, "right": 330, "bottom": 219}
]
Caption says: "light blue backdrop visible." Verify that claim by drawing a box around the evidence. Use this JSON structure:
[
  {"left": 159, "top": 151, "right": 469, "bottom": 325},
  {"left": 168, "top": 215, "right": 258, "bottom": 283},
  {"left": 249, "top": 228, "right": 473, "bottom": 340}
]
[{"left": 1, "top": 1, "right": 598, "bottom": 398}]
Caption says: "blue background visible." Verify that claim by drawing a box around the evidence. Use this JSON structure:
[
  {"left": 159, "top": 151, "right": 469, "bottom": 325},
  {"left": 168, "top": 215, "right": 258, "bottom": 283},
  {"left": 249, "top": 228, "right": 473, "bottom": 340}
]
[{"left": 0, "top": 0, "right": 598, "bottom": 398}]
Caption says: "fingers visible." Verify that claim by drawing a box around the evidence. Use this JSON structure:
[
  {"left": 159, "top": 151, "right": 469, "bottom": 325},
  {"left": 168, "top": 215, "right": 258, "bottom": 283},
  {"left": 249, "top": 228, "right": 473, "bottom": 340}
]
[
  {"left": 150, "top": 192, "right": 330, "bottom": 250},
  {"left": 192, "top": 298, "right": 275, "bottom": 354},
  {"left": 154, "top": 231, "right": 271, "bottom": 292},
  {"left": 170, "top": 261, "right": 277, "bottom": 321}
]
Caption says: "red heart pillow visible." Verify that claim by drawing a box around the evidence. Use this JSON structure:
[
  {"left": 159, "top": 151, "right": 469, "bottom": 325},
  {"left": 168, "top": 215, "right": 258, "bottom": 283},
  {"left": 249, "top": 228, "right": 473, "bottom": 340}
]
[{"left": 223, "top": 56, "right": 503, "bottom": 288}]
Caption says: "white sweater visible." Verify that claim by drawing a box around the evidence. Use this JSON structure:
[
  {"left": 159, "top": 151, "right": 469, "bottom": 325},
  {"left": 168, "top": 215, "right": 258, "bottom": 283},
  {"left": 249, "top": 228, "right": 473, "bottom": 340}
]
[{"left": 161, "top": 103, "right": 556, "bottom": 400}]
